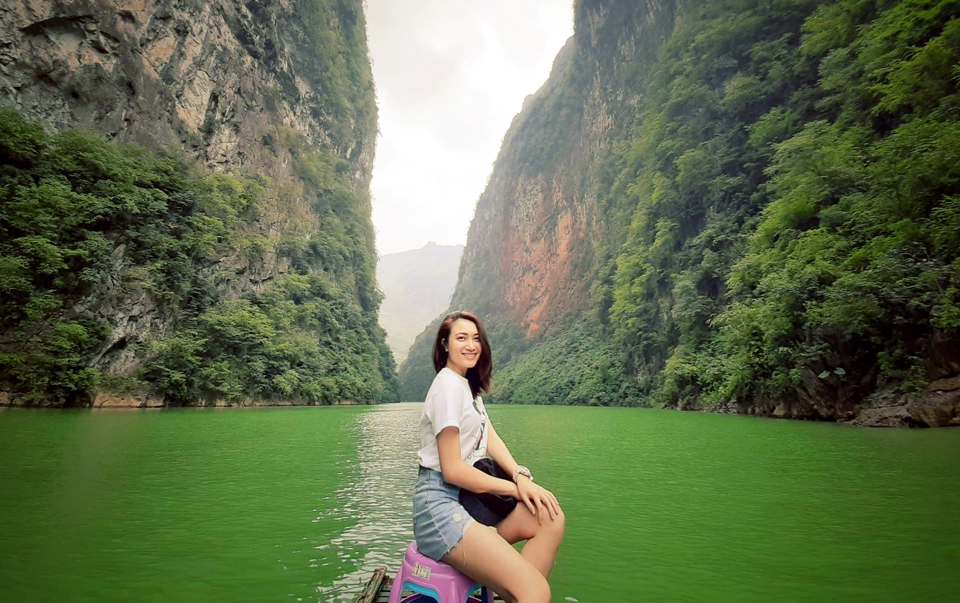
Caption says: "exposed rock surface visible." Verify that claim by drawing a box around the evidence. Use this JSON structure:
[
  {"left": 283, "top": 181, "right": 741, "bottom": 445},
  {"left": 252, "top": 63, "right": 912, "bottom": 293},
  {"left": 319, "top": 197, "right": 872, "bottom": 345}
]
[
  {"left": 848, "top": 388, "right": 960, "bottom": 428},
  {"left": 0, "top": 0, "right": 387, "bottom": 405},
  {"left": 399, "top": 0, "right": 958, "bottom": 426},
  {"left": 0, "top": 0, "right": 370, "bottom": 170},
  {"left": 878, "top": 376, "right": 960, "bottom": 427},
  {"left": 452, "top": 2, "right": 677, "bottom": 335},
  {"left": 399, "top": 0, "right": 683, "bottom": 399},
  {"left": 93, "top": 391, "right": 164, "bottom": 408},
  {"left": 82, "top": 392, "right": 360, "bottom": 408}
]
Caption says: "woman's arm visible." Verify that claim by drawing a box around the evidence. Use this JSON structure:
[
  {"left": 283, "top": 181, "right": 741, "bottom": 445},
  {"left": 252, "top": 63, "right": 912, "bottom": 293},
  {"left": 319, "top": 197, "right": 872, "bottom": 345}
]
[
  {"left": 484, "top": 419, "right": 562, "bottom": 522},
  {"left": 485, "top": 421, "right": 520, "bottom": 479},
  {"left": 437, "top": 426, "right": 518, "bottom": 497}
]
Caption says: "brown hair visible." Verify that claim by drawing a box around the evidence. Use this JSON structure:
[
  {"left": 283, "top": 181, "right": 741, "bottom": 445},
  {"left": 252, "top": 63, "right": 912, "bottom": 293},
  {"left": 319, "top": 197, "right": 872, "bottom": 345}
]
[{"left": 433, "top": 311, "right": 492, "bottom": 399}]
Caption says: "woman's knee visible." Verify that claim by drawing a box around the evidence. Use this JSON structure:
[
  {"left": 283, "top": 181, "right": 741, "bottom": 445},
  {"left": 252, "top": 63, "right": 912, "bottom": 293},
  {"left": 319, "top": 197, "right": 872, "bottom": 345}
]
[
  {"left": 521, "top": 507, "right": 564, "bottom": 544},
  {"left": 542, "top": 507, "right": 565, "bottom": 539},
  {"left": 498, "top": 504, "right": 564, "bottom": 543}
]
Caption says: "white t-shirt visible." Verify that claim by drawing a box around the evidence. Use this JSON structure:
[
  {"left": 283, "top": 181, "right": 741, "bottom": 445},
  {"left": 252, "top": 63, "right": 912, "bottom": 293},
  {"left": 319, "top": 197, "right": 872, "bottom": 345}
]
[{"left": 418, "top": 367, "right": 488, "bottom": 471}]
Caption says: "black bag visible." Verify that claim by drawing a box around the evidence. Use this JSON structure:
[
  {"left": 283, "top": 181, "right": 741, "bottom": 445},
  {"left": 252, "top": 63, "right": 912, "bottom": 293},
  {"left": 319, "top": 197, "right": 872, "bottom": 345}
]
[{"left": 458, "top": 458, "right": 519, "bottom": 526}]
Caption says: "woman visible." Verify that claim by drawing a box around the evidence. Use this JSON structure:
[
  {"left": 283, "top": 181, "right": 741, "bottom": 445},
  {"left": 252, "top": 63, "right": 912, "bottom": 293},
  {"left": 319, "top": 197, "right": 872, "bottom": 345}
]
[{"left": 414, "top": 311, "right": 564, "bottom": 603}]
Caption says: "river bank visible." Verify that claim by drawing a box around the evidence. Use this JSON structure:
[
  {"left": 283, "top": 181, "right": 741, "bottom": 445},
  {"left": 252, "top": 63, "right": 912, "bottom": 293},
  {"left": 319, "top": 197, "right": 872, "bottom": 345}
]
[
  {"left": 4, "top": 380, "right": 959, "bottom": 427},
  {"left": 0, "top": 390, "right": 365, "bottom": 409},
  {"left": 694, "top": 378, "right": 960, "bottom": 428}
]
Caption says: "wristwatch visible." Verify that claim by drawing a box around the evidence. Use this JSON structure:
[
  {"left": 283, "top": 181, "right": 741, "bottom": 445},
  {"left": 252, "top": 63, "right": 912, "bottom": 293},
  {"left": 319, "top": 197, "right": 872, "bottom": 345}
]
[{"left": 512, "top": 465, "right": 533, "bottom": 482}]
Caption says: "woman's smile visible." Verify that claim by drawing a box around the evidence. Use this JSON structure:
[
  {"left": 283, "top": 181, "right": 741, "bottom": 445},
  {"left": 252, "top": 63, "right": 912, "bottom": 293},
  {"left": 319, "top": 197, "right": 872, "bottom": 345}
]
[{"left": 446, "top": 318, "right": 482, "bottom": 375}]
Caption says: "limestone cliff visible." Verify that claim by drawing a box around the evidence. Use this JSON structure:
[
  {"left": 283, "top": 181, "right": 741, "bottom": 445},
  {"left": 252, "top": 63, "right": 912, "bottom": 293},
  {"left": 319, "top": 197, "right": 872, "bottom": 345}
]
[
  {"left": 0, "top": 0, "right": 373, "bottom": 170},
  {"left": 0, "top": 0, "right": 395, "bottom": 406},
  {"left": 400, "top": 0, "right": 679, "bottom": 402},
  {"left": 453, "top": 1, "right": 677, "bottom": 338},
  {"left": 400, "top": 0, "right": 960, "bottom": 426}
]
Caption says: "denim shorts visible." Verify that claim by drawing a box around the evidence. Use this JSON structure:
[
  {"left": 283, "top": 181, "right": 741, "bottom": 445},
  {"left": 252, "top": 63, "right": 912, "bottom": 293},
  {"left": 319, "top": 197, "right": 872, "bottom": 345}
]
[{"left": 413, "top": 466, "right": 475, "bottom": 561}]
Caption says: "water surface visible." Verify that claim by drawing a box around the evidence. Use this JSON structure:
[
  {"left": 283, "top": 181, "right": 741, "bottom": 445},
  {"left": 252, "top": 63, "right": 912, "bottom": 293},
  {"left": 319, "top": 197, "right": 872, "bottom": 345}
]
[{"left": 0, "top": 404, "right": 957, "bottom": 602}]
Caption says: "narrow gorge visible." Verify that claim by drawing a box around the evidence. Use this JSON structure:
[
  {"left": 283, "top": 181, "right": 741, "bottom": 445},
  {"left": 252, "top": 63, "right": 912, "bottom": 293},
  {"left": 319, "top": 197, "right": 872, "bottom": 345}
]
[{"left": 400, "top": 0, "right": 960, "bottom": 427}]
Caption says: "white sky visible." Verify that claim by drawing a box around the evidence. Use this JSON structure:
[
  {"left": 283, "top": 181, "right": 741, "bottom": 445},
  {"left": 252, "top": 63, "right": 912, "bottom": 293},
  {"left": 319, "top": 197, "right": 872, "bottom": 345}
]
[{"left": 366, "top": 0, "right": 574, "bottom": 256}]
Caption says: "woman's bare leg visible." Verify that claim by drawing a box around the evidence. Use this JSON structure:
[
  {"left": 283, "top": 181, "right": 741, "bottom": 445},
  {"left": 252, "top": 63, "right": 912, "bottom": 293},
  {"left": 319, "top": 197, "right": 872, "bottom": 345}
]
[
  {"left": 442, "top": 522, "right": 550, "bottom": 603},
  {"left": 496, "top": 504, "right": 565, "bottom": 579}
]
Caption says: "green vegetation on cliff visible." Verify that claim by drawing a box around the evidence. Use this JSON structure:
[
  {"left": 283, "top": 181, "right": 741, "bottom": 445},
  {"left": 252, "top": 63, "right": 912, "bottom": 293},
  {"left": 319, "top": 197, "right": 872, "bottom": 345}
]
[
  {"left": 298, "top": 0, "right": 378, "bottom": 146},
  {"left": 603, "top": 0, "right": 960, "bottom": 414},
  {"left": 401, "top": 0, "right": 960, "bottom": 418},
  {"left": 0, "top": 109, "right": 396, "bottom": 406}
]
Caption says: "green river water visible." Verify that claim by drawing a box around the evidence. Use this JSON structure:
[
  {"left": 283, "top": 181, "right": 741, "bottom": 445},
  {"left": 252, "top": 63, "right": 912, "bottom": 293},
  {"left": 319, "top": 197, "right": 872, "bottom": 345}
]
[{"left": 0, "top": 403, "right": 957, "bottom": 602}]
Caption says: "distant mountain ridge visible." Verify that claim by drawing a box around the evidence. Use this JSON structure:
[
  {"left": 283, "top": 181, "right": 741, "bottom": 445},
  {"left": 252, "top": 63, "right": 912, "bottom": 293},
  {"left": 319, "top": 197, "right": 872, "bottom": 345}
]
[{"left": 377, "top": 242, "right": 463, "bottom": 366}]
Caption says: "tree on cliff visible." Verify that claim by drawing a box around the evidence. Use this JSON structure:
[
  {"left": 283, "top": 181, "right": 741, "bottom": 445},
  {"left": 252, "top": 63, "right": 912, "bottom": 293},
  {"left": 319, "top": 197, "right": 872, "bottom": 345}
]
[{"left": 0, "top": 109, "right": 397, "bottom": 406}]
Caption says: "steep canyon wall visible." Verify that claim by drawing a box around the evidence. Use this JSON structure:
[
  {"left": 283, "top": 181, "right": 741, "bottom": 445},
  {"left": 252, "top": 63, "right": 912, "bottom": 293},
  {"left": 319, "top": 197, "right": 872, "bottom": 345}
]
[
  {"left": 400, "top": 0, "right": 960, "bottom": 426},
  {"left": 400, "top": 0, "right": 679, "bottom": 400},
  {"left": 0, "top": 0, "right": 396, "bottom": 406}
]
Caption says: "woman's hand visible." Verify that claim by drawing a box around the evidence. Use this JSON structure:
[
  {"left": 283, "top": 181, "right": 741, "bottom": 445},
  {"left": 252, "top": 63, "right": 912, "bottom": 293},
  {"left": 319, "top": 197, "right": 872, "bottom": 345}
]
[{"left": 515, "top": 477, "right": 561, "bottom": 524}]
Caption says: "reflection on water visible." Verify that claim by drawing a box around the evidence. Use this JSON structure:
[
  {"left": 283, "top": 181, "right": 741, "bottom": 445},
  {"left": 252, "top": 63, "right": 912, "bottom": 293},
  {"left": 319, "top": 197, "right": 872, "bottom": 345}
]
[{"left": 319, "top": 403, "right": 421, "bottom": 601}]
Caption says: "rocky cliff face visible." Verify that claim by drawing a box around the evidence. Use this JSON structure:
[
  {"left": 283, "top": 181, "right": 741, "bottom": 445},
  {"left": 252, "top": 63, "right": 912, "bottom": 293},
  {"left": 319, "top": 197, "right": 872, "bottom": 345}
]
[
  {"left": 400, "top": 0, "right": 960, "bottom": 426},
  {"left": 401, "top": 0, "right": 680, "bottom": 400},
  {"left": 0, "top": 0, "right": 393, "bottom": 405},
  {"left": 453, "top": 1, "right": 677, "bottom": 337},
  {"left": 0, "top": 0, "right": 372, "bottom": 172}
]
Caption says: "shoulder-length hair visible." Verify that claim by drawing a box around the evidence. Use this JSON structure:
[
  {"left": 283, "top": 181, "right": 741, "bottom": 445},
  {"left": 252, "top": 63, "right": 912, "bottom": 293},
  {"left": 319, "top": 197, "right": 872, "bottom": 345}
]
[{"left": 433, "top": 311, "right": 492, "bottom": 399}]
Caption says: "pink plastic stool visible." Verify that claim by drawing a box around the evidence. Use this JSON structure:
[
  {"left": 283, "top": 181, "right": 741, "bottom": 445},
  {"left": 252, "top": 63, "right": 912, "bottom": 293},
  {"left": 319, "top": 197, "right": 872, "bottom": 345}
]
[{"left": 389, "top": 541, "right": 493, "bottom": 603}]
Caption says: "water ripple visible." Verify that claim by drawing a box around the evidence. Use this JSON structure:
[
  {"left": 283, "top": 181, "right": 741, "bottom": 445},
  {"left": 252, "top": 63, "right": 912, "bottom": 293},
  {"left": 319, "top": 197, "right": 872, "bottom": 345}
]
[{"left": 317, "top": 403, "right": 421, "bottom": 602}]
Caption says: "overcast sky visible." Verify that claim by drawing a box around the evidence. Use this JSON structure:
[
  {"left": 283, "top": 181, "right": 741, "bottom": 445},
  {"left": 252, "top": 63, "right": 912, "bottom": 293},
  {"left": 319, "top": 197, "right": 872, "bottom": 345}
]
[{"left": 365, "top": 0, "right": 574, "bottom": 256}]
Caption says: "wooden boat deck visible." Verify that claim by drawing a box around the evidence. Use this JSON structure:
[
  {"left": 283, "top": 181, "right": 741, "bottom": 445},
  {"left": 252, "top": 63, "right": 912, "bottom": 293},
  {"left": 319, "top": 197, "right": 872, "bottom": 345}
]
[{"left": 356, "top": 567, "right": 505, "bottom": 603}]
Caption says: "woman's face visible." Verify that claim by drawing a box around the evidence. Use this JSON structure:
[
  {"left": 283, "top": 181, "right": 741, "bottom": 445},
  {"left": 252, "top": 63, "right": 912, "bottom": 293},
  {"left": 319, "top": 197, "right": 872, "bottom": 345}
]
[{"left": 445, "top": 318, "right": 482, "bottom": 376}]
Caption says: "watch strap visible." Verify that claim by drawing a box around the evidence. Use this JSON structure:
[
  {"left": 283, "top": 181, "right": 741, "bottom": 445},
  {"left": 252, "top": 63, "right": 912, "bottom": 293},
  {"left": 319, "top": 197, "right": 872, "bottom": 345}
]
[{"left": 512, "top": 465, "right": 533, "bottom": 482}]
